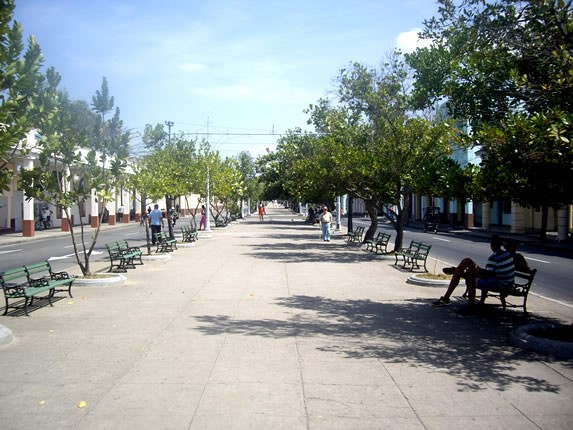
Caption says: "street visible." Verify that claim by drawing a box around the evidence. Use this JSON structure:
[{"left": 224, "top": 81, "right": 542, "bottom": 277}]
[
  {"left": 1, "top": 219, "right": 572, "bottom": 306},
  {"left": 346, "top": 217, "right": 573, "bottom": 306}
]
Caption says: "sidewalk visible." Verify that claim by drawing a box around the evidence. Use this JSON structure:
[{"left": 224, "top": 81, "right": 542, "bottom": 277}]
[{"left": 0, "top": 206, "right": 571, "bottom": 429}]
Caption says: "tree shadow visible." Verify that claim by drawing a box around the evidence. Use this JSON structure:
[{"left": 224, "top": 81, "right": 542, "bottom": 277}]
[
  {"left": 243, "top": 244, "right": 373, "bottom": 264},
  {"left": 192, "top": 295, "right": 570, "bottom": 393}
]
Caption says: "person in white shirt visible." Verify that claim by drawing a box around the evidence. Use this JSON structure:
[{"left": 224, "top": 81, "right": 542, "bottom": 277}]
[{"left": 319, "top": 206, "right": 333, "bottom": 241}]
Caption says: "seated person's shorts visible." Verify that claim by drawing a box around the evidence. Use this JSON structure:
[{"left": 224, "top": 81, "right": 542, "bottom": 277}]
[{"left": 477, "top": 277, "right": 508, "bottom": 292}]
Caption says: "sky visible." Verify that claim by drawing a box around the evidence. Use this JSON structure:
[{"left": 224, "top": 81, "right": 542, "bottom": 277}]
[{"left": 13, "top": 0, "right": 439, "bottom": 158}]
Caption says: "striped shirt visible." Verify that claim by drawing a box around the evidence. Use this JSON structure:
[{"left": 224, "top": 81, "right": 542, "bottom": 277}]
[{"left": 485, "top": 250, "right": 515, "bottom": 287}]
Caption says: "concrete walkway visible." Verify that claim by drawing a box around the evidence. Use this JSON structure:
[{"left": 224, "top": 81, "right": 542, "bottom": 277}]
[{"left": 0, "top": 206, "right": 571, "bottom": 429}]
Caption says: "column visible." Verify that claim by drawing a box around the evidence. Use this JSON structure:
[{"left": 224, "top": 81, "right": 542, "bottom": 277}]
[
  {"left": 465, "top": 200, "right": 474, "bottom": 228},
  {"left": 61, "top": 167, "right": 71, "bottom": 231},
  {"left": 90, "top": 189, "right": 99, "bottom": 227},
  {"left": 134, "top": 190, "right": 142, "bottom": 223},
  {"left": 121, "top": 190, "right": 129, "bottom": 223},
  {"left": 481, "top": 202, "right": 491, "bottom": 230},
  {"left": 449, "top": 199, "right": 457, "bottom": 226},
  {"left": 511, "top": 203, "right": 526, "bottom": 234},
  {"left": 21, "top": 159, "right": 35, "bottom": 237},
  {"left": 557, "top": 206, "right": 569, "bottom": 242},
  {"left": 108, "top": 191, "right": 116, "bottom": 225},
  {"left": 335, "top": 196, "right": 341, "bottom": 231}
]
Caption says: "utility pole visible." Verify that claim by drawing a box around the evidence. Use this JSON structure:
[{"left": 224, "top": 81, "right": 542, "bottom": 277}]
[{"left": 165, "top": 120, "right": 174, "bottom": 144}]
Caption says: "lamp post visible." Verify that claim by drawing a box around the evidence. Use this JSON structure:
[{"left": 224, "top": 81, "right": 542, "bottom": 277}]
[
  {"left": 204, "top": 165, "right": 211, "bottom": 232},
  {"left": 165, "top": 121, "right": 173, "bottom": 144},
  {"left": 336, "top": 195, "right": 341, "bottom": 231}
]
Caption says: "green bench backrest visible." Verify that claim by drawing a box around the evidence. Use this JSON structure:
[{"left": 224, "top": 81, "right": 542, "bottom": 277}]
[
  {"left": 25, "top": 262, "right": 51, "bottom": 277},
  {"left": 0, "top": 267, "right": 28, "bottom": 283},
  {"left": 408, "top": 241, "right": 421, "bottom": 251},
  {"left": 106, "top": 243, "right": 122, "bottom": 253}
]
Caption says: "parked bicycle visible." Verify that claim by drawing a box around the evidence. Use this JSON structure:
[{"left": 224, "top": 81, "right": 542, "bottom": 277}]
[{"left": 35, "top": 217, "right": 53, "bottom": 230}]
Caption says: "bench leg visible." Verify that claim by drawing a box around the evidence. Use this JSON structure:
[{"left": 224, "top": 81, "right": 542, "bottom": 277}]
[{"left": 24, "top": 297, "right": 30, "bottom": 316}]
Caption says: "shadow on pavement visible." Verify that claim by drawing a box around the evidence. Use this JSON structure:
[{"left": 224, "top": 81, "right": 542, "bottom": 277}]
[{"left": 192, "top": 295, "right": 569, "bottom": 394}]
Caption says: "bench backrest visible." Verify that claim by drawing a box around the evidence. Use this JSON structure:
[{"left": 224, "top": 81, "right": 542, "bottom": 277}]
[
  {"left": 378, "top": 233, "right": 390, "bottom": 243},
  {"left": 106, "top": 243, "right": 122, "bottom": 255},
  {"left": 416, "top": 243, "right": 432, "bottom": 256},
  {"left": 408, "top": 240, "right": 422, "bottom": 252},
  {"left": 116, "top": 240, "right": 129, "bottom": 249},
  {"left": 0, "top": 266, "right": 28, "bottom": 286},
  {"left": 514, "top": 268, "right": 537, "bottom": 287},
  {"left": 25, "top": 261, "right": 51, "bottom": 279}
]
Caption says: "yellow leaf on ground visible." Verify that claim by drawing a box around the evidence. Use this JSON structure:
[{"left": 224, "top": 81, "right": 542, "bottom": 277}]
[
  {"left": 67, "top": 301, "right": 74, "bottom": 305},
  {"left": 39, "top": 400, "right": 46, "bottom": 405},
  {"left": 77, "top": 400, "right": 87, "bottom": 408}
]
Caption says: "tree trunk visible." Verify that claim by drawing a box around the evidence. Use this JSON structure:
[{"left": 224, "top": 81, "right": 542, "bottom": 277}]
[
  {"left": 347, "top": 195, "right": 354, "bottom": 233},
  {"left": 364, "top": 202, "right": 378, "bottom": 241},
  {"left": 393, "top": 192, "right": 411, "bottom": 251}
]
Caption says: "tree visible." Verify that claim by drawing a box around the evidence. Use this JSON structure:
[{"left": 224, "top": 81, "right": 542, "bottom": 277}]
[
  {"left": 235, "top": 151, "right": 260, "bottom": 217},
  {"left": 19, "top": 77, "right": 130, "bottom": 276},
  {"left": 0, "top": 0, "right": 46, "bottom": 191},
  {"left": 406, "top": 0, "right": 573, "bottom": 239},
  {"left": 133, "top": 124, "right": 199, "bottom": 244},
  {"left": 315, "top": 58, "right": 455, "bottom": 249}
]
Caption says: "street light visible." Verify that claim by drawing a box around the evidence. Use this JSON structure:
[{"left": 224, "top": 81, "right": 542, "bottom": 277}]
[
  {"left": 204, "top": 165, "right": 211, "bottom": 232},
  {"left": 165, "top": 121, "right": 174, "bottom": 144}
]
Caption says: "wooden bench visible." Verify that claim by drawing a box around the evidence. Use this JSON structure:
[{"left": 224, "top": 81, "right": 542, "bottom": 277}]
[
  {"left": 345, "top": 226, "right": 365, "bottom": 244},
  {"left": 180, "top": 226, "right": 199, "bottom": 242},
  {"left": 154, "top": 232, "right": 178, "bottom": 253},
  {"left": 394, "top": 240, "right": 432, "bottom": 272},
  {"left": 365, "top": 232, "right": 391, "bottom": 254},
  {"left": 479, "top": 269, "right": 537, "bottom": 314},
  {"left": 0, "top": 262, "right": 74, "bottom": 316},
  {"left": 106, "top": 242, "right": 141, "bottom": 272}
]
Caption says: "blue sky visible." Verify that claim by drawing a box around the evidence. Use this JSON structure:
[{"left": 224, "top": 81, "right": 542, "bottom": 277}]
[{"left": 14, "top": 0, "right": 439, "bottom": 157}]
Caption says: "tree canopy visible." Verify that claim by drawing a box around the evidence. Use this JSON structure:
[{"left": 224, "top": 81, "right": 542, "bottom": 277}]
[{"left": 406, "top": 0, "right": 573, "bottom": 237}]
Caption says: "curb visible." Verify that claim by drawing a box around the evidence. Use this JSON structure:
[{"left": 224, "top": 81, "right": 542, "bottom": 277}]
[
  {"left": 406, "top": 274, "right": 451, "bottom": 287},
  {"left": 0, "top": 324, "right": 13, "bottom": 346},
  {"left": 511, "top": 322, "right": 573, "bottom": 359},
  {"left": 73, "top": 273, "right": 127, "bottom": 287}
]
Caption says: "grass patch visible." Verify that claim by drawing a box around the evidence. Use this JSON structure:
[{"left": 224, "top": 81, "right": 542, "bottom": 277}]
[{"left": 417, "top": 273, "right": 451, "bottom": 280}]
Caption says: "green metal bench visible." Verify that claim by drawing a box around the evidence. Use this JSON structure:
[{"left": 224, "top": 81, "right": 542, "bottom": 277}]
[
  {"left": 106, "top": 242, "right": 141, "bottom": 272},
  {"left": 394, "top": 240, "right": 432, "bottom": 272},
  {"left": 345, "top": 226, "right": 365, "bottom": 244},
  {"left": 1, "top": 262, "right": 74, "bottom": 316},
  {"left": 180, "top": 226, "right": 199, "bottom": 242},
  {"left": 154, "top": 232, "right": 178, "bottom": 253},
  {"left": 480, "top": 269, "right": 538, "bottom": 314},
  {"left": 365, "top": 232, "right": 391, "bottom": 254},
  {"left": 116, "top": 240, "right": 144, "bottom": 265}
]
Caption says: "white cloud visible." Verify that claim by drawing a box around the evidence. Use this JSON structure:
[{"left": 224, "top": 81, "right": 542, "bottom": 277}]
[{"left": 396, "top": 28, "right": 432, "bottom": 53}]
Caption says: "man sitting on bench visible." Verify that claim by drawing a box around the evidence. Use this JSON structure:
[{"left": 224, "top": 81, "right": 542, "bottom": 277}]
[{"left": 432, "top": 234, "right": 515, "bottom": 307}]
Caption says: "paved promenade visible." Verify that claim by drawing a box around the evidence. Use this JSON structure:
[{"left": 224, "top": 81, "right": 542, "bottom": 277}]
[{"left": 0, "top": 206, "right": 572, "bottom": 429}]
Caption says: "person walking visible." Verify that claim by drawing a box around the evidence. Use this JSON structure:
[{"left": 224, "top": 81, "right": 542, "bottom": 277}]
[
  {"left": 199, "top": 205, "right": 206, "bottom": 230},
  {"left": 319, "top": 205, "right": 333, "bottom": 241},
  {"left": 258, "top": 204, "right": 266, "bottom": 221},
  {"left": 149, "top": 204, "right": 164, "bottom": 245}
]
